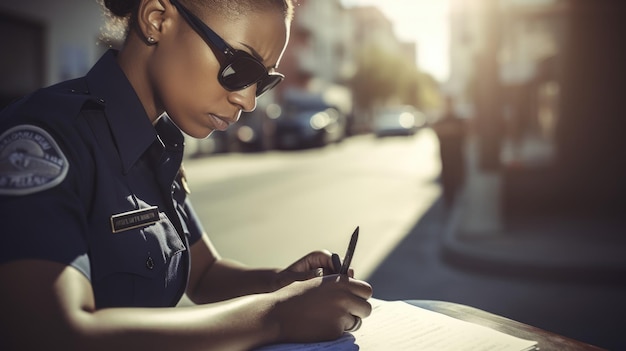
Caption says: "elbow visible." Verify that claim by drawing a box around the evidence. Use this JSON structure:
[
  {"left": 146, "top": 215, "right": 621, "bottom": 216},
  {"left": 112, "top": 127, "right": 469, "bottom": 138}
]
[{"left": 1, "top": 310, "right": 94, "bottom": 351}]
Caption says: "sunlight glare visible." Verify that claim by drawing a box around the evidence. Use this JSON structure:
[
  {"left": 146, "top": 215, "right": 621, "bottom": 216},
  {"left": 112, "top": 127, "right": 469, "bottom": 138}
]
[{"left": 341, "top": 0, "right": 450, "bottom": 82}]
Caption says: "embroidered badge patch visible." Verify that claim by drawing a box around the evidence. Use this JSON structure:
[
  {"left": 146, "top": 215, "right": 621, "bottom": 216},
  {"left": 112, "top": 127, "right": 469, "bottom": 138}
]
[{"left": 0, "top": 125, "right": 69, "bottom": 195}]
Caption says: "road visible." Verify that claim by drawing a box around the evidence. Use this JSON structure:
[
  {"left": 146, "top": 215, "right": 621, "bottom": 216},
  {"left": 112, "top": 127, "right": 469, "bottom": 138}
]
[
  {"left": 182, "top": 129, "right": 625, "bottom": 350},
  {"left": 183, "top": 129, "right": 441, "bottom": 278}
]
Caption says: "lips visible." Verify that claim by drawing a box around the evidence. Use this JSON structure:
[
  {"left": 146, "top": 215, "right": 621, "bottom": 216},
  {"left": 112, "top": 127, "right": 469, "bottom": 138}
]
[{"left": 209, "top": 114, "right": 231, "bottom": 131}]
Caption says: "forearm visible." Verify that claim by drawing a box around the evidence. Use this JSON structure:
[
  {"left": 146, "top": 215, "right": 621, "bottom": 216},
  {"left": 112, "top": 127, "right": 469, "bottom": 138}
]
[
  {"left": 187, "top": 258, "right": 281, "bottom": 304},
  {"left": 75, "top": 294, "right": 279, "bottom": 351},
  {"left": 2, "top": 260, "right": 373, "bottom": 351},
  {"left": 1, "top": 261, "right": 282, "bottom": 351}
]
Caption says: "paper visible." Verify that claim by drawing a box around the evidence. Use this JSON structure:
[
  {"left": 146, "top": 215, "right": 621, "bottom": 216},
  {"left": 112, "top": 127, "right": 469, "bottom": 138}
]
[{"left": 255, "top": 299, "right": 538, "bottom": 351}]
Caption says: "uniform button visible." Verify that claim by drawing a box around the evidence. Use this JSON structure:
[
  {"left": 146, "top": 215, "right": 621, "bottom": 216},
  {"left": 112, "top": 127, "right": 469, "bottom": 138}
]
[
  {"left": 146, "top": 256, "right": 154, "bottom": 270},
  {"left": 98, "top": 98, "right": 106, "bottom": 104}
]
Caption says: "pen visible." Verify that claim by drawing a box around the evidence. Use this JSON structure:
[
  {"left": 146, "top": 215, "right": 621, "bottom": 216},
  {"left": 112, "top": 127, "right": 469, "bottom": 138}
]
[{"left": 339, "top": 226, "right": 359, "bottom": 275}]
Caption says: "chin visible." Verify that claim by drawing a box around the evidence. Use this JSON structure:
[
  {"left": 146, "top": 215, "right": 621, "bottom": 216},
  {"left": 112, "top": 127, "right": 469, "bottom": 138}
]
[
  {"left": 181, "top": 124, "right": 215, "bottom": 139},
  {"left": 201, "top": 130, "right": 215, "bottom": 139},
  {"left": 166, "top": 115, "right": 214, "bottom": 139},
  {"left": 190, "top": 130, "right": 214, "bottom": 140}
]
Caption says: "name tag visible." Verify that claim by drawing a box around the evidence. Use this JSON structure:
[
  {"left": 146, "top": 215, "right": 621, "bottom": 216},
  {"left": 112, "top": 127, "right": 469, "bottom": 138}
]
[{"left": 110, "top": 206, "right": 160, "bottom": 233}]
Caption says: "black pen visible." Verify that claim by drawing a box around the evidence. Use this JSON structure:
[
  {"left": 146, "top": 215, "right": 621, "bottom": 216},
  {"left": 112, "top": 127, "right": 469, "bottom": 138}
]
[{"left": 339, "top": 226, "right": 359, "bottom": 275}]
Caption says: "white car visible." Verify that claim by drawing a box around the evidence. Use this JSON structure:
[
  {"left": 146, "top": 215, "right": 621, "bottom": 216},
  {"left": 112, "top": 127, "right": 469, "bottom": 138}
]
[{"left": 373, "top": 106, "right": 426, "bottom": 137}]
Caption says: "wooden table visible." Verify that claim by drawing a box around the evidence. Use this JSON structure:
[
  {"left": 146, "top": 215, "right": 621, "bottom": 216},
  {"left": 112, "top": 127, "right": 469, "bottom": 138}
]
[{"left": 407, "top": 300, "right": 606, "bottom": 351}]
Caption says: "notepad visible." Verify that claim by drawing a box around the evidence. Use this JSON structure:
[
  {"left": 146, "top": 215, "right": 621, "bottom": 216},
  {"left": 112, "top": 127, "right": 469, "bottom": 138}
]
[{"left": 255, "top": 299, "right": 538, "bottom": 351}]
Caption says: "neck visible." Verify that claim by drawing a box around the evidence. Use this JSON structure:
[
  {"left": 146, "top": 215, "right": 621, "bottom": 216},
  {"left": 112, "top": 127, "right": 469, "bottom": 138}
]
[{"left": 117, "top": 31, "right": 164, "bottom": 124}]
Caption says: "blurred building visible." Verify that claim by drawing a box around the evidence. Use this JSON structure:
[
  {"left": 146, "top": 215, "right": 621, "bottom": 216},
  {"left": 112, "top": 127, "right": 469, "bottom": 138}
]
[
  {"left": 284, "top": 0, "right": 356, "bottom": 86},
  {"left": 0, "top": 0, "right": 419, "bottom": 146},
  {"left": 273, "top": 0, "right": 355, "bottom": 136},
  {"left": 279, "top": 1, "right": 418, "bottom": 135},
  {"left": 445, "top": 0, "right": 566, "bottom": 172},
  {"left": 349, "top": 6, "right": 403, "bottom": 57},
  {"left": 446, "top": 0, "right": 626, "bottom": 221},
  {"left": 0, "top": 0, "right": 104, "bottom": 107},
  {"left": 447, "top": 0, "right": 565, "bottom": 127}
]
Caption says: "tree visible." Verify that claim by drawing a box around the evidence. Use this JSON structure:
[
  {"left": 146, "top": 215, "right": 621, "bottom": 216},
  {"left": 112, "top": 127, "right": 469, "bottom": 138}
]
[
  {"left": 350, "top": 43, "right": 440, "bottom": 111},
  {"left": 350, "top": 44, "right": 398, "bottom": 110}
]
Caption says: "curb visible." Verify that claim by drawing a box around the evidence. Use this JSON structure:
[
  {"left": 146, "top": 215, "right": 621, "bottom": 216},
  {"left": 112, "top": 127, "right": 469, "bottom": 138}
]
[{"left": 439, "top": 196, "right": 626, "bottom": 285}]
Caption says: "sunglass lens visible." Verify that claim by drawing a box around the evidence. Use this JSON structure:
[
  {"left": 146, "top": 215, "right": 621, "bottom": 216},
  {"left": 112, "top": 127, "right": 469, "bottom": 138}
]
[
  {"left": 219, "top": 56, "right": 284, "bottom": 96},
  {"left": 256, "top": 74, "right": 284, "bottom": 97},
  {"left": 220, "top": 57, "right": 265, "bottom": 91}
]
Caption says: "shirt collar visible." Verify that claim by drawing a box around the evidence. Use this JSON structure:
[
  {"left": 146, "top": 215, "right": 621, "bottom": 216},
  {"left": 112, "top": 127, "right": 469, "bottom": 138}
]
[{"left": 85, "top": 49, "right": 158, "bottom": 174}]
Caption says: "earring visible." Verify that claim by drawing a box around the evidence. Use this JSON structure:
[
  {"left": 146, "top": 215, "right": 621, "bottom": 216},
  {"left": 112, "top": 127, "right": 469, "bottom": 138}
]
[{"left": 147, "top": 36, "right": 156, "bottom": 44}]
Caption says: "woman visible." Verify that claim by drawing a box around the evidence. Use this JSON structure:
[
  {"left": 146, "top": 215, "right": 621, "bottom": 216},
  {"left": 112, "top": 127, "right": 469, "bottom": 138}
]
[{"left": 0, "top": 0, "right": 372, "bottom": 350}]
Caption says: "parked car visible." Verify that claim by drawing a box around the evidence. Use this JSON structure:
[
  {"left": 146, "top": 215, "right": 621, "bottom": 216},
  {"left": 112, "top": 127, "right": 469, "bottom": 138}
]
[
  {"left": 274, "top": 94, "right": 347, "bottom": 149},
  {"left": 373, "top": 105, "right": 427, "bottom": 137},
  {"left": 231, "top": 103, "right": 280, "bottom": 152},
  {"left": 190, "top": 96, "right": 281, "bottom": 154}
]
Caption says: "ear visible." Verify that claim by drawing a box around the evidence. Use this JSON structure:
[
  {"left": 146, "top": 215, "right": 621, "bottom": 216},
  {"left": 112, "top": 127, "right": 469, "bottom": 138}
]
[{"left": 136, "top": 0, "right": 170, "bottom": 44}]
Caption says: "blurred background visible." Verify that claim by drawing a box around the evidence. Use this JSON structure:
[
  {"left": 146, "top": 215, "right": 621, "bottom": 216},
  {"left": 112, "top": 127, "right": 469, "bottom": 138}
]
[{"left": 2, "top": 0, "right": 625, "bottom": 349}]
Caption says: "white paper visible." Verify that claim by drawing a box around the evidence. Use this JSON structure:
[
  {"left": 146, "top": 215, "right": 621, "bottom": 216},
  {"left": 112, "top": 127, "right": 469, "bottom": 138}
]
[{"left": 255, "top": 299, "right": 537, "bottom": 351}]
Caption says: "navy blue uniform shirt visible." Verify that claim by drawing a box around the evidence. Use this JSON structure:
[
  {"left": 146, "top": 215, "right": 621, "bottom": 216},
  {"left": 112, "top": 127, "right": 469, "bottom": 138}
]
[{"left": 0, "top": 50, "right": 204, "bottom": 308}]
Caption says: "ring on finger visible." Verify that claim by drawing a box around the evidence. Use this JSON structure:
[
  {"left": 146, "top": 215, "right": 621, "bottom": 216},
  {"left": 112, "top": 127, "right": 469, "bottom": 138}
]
[{"left": 345, "top": 316, "right": 362, "bottom": 332}]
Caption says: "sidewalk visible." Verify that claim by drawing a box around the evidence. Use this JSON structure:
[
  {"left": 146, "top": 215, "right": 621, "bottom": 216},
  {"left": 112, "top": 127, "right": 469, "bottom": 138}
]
[{"left": 440, "top": 136, "right": 626, "bottom": 284}]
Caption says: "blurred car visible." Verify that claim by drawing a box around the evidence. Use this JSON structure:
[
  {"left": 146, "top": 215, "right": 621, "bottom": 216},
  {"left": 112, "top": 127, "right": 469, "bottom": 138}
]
[
  {"left": 274, "top": 94, "right": 347, "bottom": 149},
  {"left": 231, "top": 103, "right": 280, "bottom": 152},
  {"left": 373, "top": 106, "right": 427, "bottom": 137}
]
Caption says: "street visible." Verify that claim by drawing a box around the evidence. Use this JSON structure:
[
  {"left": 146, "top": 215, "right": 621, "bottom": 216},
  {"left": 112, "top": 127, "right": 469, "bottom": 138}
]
[
  {"left": 182, "top": 129, "right": 625, "bottom": 350},
  {"left": 183, "top": 129, "right": 441, "bottom": 277}
]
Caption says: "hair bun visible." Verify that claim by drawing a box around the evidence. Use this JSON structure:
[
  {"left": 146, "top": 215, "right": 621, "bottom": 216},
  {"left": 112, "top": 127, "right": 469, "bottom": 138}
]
[{"left": 104, "top": 0, "right": 139, "bottom": 17}]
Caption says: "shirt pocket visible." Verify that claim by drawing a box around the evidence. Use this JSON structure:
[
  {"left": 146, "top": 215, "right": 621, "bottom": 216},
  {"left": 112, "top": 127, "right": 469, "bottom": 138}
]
[{"left": 91, "top": 207, "right": 186, "bottom": 308}]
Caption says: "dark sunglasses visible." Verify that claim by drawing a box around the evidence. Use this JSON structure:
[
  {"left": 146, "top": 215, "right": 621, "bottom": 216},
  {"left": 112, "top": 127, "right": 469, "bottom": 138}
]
[{"left": 170, "top": 0, "right": 284, "bottom": 97}]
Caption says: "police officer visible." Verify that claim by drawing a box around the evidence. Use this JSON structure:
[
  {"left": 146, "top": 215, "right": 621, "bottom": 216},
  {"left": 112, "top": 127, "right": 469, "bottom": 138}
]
[{"left": 0, "top": 0, "right": 372, "bottom": 350}]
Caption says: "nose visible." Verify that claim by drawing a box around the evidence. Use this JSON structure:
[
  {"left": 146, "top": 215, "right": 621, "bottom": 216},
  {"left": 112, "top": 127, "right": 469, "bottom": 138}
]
[{"left": 227, "top": 85, "right": 257, "bottom": 112}]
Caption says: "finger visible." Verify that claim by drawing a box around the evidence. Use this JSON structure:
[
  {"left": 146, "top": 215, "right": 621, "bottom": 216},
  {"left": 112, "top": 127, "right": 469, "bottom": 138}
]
[
  {"left": 322, "top": 267, "right": 338, "bottom": 276},
  {"left": 287, "top": 250, "right": 334, "bottom": 273},
  {"left": 331, "top": 253, "right": 342, "bottom": 274},
  {"left": 345, "top": 315, "right": 362, "bottom": 332},
  {"left": 318, "top": 275, "right": 373, "bottom": 308},
  {"left": 307, "top": 250, "right": 334, "bottom": 271},
  {"left": 349, "top": 296, "right": 373, "bottom": 319},
  {"left": 347, "top": 278, "right": 373, "bottom": 300}
]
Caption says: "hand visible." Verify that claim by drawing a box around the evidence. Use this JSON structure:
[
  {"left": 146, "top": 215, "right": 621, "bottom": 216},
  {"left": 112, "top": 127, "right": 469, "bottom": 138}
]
[
  {"left": 268, "top": 275, "right": 373, "bottom": 343},
  {"left": 274, "top": 250, "right": 346, "bottom": 289}
]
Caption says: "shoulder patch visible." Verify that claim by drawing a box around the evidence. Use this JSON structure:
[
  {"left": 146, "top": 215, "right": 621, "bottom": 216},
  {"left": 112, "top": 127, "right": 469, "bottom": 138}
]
[{"left": 0, "top": 125, "right": 69, "bottom": 195}]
